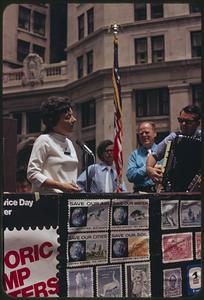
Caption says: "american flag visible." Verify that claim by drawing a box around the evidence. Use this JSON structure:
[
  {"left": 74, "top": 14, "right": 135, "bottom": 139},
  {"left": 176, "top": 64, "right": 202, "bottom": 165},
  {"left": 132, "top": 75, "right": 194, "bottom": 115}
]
[{"left": 112, "top": 35, "right": 123, "bottom": 192}]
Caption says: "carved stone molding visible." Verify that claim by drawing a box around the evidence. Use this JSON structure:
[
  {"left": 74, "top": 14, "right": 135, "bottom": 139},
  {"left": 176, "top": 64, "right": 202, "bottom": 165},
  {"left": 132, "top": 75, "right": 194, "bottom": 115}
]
[{"left": 22, "top": 53, "right": 45, "bottom": 87}]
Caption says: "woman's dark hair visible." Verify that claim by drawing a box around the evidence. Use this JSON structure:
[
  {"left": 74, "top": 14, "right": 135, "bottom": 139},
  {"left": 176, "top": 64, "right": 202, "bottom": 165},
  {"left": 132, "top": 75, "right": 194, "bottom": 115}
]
[
  {"left": 97, "top": 139, "right": 113, "bottom": 161},
  {"left": 16, "top": 169, "right": 29, "bottom": 183},
  {"left": 41, "top": 96, "right": 72, "bottom": 132},
  {"left": 180, "top": 105, "right": 201, "bottom": 120}
]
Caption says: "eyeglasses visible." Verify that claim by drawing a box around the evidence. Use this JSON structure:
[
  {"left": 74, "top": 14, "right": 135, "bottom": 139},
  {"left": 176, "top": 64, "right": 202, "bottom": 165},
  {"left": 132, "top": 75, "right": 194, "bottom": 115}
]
[
  {"left": 105, "top": 149, "right": 114, "bottom": 153},
  {"left": 177, "top": 117, "right": 197, "bottom": 125}
]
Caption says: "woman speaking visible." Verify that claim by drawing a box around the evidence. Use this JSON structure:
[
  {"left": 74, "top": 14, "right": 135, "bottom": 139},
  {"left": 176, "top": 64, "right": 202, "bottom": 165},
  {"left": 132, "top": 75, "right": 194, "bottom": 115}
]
[{"left": 27, "top": 96, "right": 80, "bottom": 194}]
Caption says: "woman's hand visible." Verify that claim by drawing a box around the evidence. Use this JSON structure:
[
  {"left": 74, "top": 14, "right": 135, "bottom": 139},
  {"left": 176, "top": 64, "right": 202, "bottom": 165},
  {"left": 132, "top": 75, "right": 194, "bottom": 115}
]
[
  {"left": 42, "top": 178, "right": 80, "bottom": 193},
  {"left": 62, "top": 182, "right": 80, "bottom": 193}
]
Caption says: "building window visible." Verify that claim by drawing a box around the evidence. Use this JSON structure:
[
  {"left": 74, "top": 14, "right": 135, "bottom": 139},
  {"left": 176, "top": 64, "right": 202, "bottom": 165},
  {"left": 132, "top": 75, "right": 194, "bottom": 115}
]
[
  {"left": 18, "top": 6, "right": 31, "bottom": 30},
  {"left": 134, "top": 3, "right": 147, "bottom": 21},
  {"left": 81, "top": 100, "right": 96, "bottom": 127},
  {"left": 151, "top": 35, "right": 165, "bottom": 63},
  {"left": 33, "top": 11, "right": 45, "bottom": 36},
  {"left": 135, "top": 38, "right": 147, "bottom": 64},
  {"left": 151, "top": 3, "right": 163, "bottom": 19},
  {"left": 17, "top": 39, "right": 30, "bottom": 62},
  {"left": 189, "top": 4, "right": 201, "bottom": 13},
  {"left": 192, "top": 84, "right": 201, "bottom": 108},
  {"left": 26, "top": 111, "right": 41, "bottom": 133},
  {"left": 87, "top": 50, "right": 93, "bottom": 74},
  {"left": 191, "top": 31, "right": 201, "bottom": 58},
  {"left": 77, "top": 55, "right": 84, "bottom": 79},
  {"left": 135, "top": 88, "right": 169, "bottom": 117},
  {"left": 13, "top": 112, "right": 22, "bottom": 135},
  {"left": 87, "top": 7, "right": 94, "bottom": 34},
  {"left": 35, "top": 3, "right": 48, "bottom": 7},
  {"left": 33, "top": 44, "right": 45, "bottom": 61},
  {"left": 78, "top": 13, "right": 84, "bottom": 40}
]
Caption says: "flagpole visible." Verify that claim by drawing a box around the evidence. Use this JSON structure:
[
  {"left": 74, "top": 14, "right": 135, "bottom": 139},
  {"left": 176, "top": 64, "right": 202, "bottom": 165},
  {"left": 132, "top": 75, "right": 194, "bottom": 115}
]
[
  {"left": 109, "top": 23, "right": 121, "bottom": 37},
  {"left": 110, "top": 23, "right": 123, "bottom": 192}
]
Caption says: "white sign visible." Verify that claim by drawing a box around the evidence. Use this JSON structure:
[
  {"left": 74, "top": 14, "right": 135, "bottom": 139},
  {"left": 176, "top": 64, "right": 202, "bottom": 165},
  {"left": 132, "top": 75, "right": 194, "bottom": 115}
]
[{"left": 4, "top": 227, "right": 59, "bottom": 297}]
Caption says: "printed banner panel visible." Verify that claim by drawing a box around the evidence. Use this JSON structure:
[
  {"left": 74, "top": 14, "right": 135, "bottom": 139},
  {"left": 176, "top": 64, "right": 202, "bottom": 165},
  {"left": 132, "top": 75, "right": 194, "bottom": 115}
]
[{"left": 4, "top": 227, "right": 59, "bottom": 298}]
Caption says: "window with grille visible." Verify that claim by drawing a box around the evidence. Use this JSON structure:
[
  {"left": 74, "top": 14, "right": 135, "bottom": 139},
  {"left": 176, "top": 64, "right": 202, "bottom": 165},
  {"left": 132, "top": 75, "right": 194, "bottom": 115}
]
[
  {"left": 189, "top": 4, "right": 201, "bottom": 13},
  {"left": 35, "top": 3, "right": 48, "bottom": 7},
  {"left": 134, "top": 3, "right": 147, "bottom": 21},
  {"left": 151, "top": 3, "right": 163, "bottom": 19},
  {"left": 135, "top": 38, "right": 147, "bottom": 64},
  {"left": 33, "top": 44, "right": 45, "bottom": 61},
  {"left": 78, "top": 14, "right": 84, "bottom": 40},
  {"left": 87, "top": 50, "right": 93, "bottom": 74},
  {"left": 81, "top": 100, "right": 96, "bottom": 127},
  {"left": 17, "top": 39, "right": 30, "bottom": 62},
  {"left": 77, "top": 55, "right": 84, "bottom": 79},
  {"left": 192, "top": 84, "right": 201, "bottom": 108},
  {"left": 33, "top": 11, "right": 45, "bottom": 36},
  {"left": 191, "top": 31, "right": 201, "bottom": 58},
  {"left": 87, "top": 7, "right": 94, "bottom": 34},
  {"left": 13, "top": 112, "right": 22, "bottom": 135},
  {"left": 18, "top": 6, "right": 31, "bottom": 31},
  {"left": 135, "top": 88, "right": 169, "bottom": 117},
  {"left": 26, "top": 111, "right": 41, "bottom": 133},
  {"left": 151, "top": 35, "right": 165, "bottom": 63}
]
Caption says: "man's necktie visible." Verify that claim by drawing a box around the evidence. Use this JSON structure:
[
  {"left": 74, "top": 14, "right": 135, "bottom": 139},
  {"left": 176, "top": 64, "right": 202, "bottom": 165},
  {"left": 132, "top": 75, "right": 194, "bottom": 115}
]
[
  {"left": 105, "top": 166, "right": 113, "bottom": 192},
  {"left": 147, "top": 149, "right": 152, "bottom": 156}
]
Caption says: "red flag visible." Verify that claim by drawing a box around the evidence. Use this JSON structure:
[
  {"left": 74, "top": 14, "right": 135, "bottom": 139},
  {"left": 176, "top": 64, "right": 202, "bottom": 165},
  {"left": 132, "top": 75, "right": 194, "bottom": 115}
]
[{"left": 112, "top": 35, "right": 123, "bottom": 192}]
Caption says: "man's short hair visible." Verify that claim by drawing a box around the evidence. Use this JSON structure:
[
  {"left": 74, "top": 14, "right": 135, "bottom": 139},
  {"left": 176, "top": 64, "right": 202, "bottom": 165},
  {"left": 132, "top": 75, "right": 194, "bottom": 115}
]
[
  {"left": 138, "top": 121, "right": 156, "bottom": 132},
  {"left": 97, "top": 140, "right": 113, "bottom": 161},
  {"left": 180, "top": 105, "right": 201, "bottom": 120},
  {"left": 41, "top": 96, "right": 72, "bottom": 132}
]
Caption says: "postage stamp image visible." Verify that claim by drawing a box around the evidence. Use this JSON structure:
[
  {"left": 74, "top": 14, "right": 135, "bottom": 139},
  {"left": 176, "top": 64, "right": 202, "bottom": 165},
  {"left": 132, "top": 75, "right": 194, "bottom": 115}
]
[
  {"left": 162, "top": 232, "right": 193, "bottom": 263},
  {"left": 180, "top": 200, "right": 201, "bottom": 228},
  {"left": 125, "top": 262, "right": 151, "bottom": 297},
  {"left": 186, "top": 263, "right": 201, "bottom": 296},
  {"left": 96, "top": 264, "right": 123, "bottom": 297},
  {"left": 68, "top": 199, "right": 110, "bottom": 232},
  {"left": 161, "top": 200, "right": 179, "bottom": 230},
  {"left": 67, "top": 267, "right": 94, "bottom": 297},
  {"left": 111, "top": 199, "right": 149, "bottom": 230},
  {"left": 163, "top": 268, "right": 182, "bottom": 297},
  {"left": 195, "top": 232, "right": 201, "bottom": 260},
  {"left": 112, "top": 205, "right": 128, "bottom": 226},
  {"left": 110, "top": 231, "right": 149, "bottom": 263},
  {"left": 67, "top": 232, "right": 108, "bottom": 266}
]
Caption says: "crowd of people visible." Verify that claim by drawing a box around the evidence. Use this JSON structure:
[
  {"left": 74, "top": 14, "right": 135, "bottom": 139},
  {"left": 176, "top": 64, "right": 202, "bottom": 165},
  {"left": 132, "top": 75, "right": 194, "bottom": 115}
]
[{"left": 15, "top": 95, "right": 201, "bottom": 194}]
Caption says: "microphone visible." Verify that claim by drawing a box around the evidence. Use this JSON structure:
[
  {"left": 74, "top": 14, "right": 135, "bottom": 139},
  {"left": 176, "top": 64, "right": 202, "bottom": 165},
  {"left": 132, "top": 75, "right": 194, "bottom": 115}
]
[{"left": 76, "top": 140, "right": 94, "bottom": 156}]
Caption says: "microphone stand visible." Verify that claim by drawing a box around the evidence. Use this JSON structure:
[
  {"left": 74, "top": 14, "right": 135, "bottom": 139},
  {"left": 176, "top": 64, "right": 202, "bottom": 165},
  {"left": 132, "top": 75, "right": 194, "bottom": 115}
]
[
  {"left": 85, "top": 153, "right": 89, "bottom": 192},
  {"left": 76, "top": 140, "right": 95, "bottom": 192},
  {"left": 84, "top": 153, "right": 95, "bottom": 192}
]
